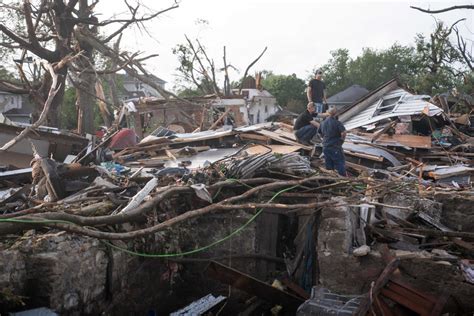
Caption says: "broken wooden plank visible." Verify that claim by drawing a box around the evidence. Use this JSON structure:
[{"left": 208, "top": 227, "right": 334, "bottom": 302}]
[
  {"left": 254, "top": 129, "right": 311, "bottom": 150},
  {"left": 280, "top": 278, "right": 310, "bottom": 300},
  {"left": 239, "top": 133, "right": 270, "bottom": 142},
  {"left": 208, "top": 108, "right": 232, "bottom": 130},
  {"left": 371, "top": 120, "right": 398, "bottom": 143},
  {"left": 344, "top": 150, "right": 385, "bottom": 162},
  {"left": 358, "top": 132, "right": 432, "bottom": 149},
  {"left": 205, "top": 261, "right": 304, "bottom": 313},
  {"left": 415, "top": 212, "right": 452, "bottom": 232},
  {"left": 246, "top": 145, "right": 301, "bottom": 155},
  {"left": 355, "top": 258, "right": 400, "bottom": 316},
  {"left": 428, "top": 165, "right": 474, "bottom": 180}
]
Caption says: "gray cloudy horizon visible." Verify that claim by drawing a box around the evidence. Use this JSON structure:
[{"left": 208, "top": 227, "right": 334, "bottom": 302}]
[{"left": 97, "top": 0, "right": 473, "bottom": 90}]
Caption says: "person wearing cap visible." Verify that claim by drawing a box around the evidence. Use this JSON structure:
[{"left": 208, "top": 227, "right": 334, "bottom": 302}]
[
  {"left": 307, "top": 69, "right": 327, "bottom": 113},
  {"left": 319, "top": 106, "right": 347, "bottom": 176}
]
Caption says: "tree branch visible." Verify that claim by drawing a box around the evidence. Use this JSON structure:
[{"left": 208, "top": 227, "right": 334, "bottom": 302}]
[
  {"left": 0, "top": 24, "right": 56, "bottom": 61},
  {"left": 185, "top": 35, "right": 219, "bottom": 95},
  {"left": 453, "top": 26, "right": 473, "bottom": 71},
  {"left": 410, "top": 5, "right": 474, "bottom": 14},
  {"left": 239, "top": 46, "right": 267, "bottom": 94},
  {"left": 0, "top": 60, "right": 61, "bottom": 151},
  {"left": 1, "top": 201, "right": 325, "bottom": 240}
]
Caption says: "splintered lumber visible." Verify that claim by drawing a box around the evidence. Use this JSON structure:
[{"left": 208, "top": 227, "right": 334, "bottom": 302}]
[
  {"left": 206, "top": 261, "right": 304, "bottom": 312},
  {"left": 344, "top": 150, "right": 384, "bottom": 162},
  {"left": 427, "top": 165, "right": 474, "bottom": 179},
  {"left": 371, "top": 121, "right": 398, "bottom": 143},
  {"left": 118, "top": 177, "right": 158, "bottom": 214},
  {"left": 246, "top": 145, "right": 301, "bottom": 155},
  {"left": 255, "top": 129, "right": 311, "bottom": 150},
  {"left": 273, "top": 128, "right": 299, "bottom": 141},
  {"left": 40, "top": 158, "right": 65, "bottom": 201},
  {"left": 355, "top": 258, "right": 400, "bottom": 316},
  {"left": 239, "top": 133, "right": 270, "bottom": 142},
  {"left": 208, "top": 108, "right": 231, "bottom": 131},
  {"left": 357, "top": 132, "right": 432, "bottom": 149},
  {"left": 276, "top": 122, "right": 294, "bottom": 133}
]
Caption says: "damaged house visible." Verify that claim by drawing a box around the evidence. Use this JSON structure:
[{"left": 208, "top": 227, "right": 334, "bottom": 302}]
[
  {"left": 117, "top": 73, "right": 167, "bottom": 100},
  {"left": 0, "top": 77, "right": 473, "bottom": 315},
  {"left": 0, "top": 90, "right": 87, "bottom": 169},
  {"left": 0, "top": 90, "right": 33, "bottom": 124},
  {"left": 122, "top": 84, "right": 280, "bottom": 138},
  {"left": 339, "top": 78, "right": 446, "bottom": 133}
]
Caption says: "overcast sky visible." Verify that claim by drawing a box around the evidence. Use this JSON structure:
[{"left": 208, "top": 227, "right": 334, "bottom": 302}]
[{"left": 96, "top": 0, "right": 473, "bottom": 90}]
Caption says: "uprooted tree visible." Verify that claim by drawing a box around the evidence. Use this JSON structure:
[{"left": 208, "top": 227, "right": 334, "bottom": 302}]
[{"left": 0, "top": 0, "right": 179, "bottom": 134}]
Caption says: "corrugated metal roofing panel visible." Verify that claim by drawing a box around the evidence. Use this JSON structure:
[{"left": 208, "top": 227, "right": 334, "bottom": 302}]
[
  {"left": 343, "top": 143, "right": 401, "bottom": 166},
  {"left": 342, "top": 90, "right": 443, "bottom": 131}
]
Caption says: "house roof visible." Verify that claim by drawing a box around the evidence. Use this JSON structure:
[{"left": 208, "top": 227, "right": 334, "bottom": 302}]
[
  {"left": 118, "top": 73, "right": 167, "bottom": 84},
  {"left": 232, "top": 88, "right": 275, "bottom": 99},
  {"left": 327, "top": 84, "right": 369, "bottom": 105},
  {"left": 338, "top": 79, "right": 444, "bottom": 131}
]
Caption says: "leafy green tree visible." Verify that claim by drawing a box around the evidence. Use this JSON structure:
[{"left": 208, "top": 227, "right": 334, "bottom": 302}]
[
  {"left": 350, "top": 45, "right": 419, "bottom": 91},
  {"left": 411, "top": 21, "right": 465, "bottom": 95},
  {"left": 60, "top": 87, "right": 78, "bottom": 131},
  {"left": 317, "top": 45, "right": 420, "bottom": 96},
  {"left": 172, "top": 39, "right": 220, "bottom": 95},
  {"left": 261, "top": 72, "right": 307, "bottom": 113},
  {"left": 0, "top": 66, "right": 16, "bottom": 81},
  {"left": 318, "top": 49, "right": 352, "bottom": 96},
  {"left": 315, "top": 23, "right": 469, "bottom": 98}
]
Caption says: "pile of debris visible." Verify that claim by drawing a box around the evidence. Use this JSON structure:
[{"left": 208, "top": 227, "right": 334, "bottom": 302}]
[{"left": 0, "top": 79, "right": 473, "bottom": 315}]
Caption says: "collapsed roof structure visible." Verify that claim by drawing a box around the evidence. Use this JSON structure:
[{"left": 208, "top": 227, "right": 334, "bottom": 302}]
[{"left": 0, "top": 78, "right": 473, "bottom": 315}]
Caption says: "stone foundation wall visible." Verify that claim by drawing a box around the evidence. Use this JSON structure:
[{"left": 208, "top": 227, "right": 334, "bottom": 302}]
[
  {"left": 316, "top": 196, "right": 474, "bottom": 312},
  {"left": 0, "top": 209, "right": 266, "bottom": 315},
  {"left": 316, "top": 197, "right": 384, "bottom": 294},
  {"left": 0, "top": 233, "right": 107, "bottom": 315},
  {"left": 435, "top": 193, "right": 474, "bottom": 231}
]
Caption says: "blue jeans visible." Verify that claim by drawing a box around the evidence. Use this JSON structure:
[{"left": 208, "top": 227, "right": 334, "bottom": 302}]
[
  {"left": 323, "top": 146, "right": 346, "bottom": 176},
  {"left": 295, "top": 125, "right": 318, "bottom": 143},
  {"left": 314, "top": 102, "right": 324, "bottom": 113}
]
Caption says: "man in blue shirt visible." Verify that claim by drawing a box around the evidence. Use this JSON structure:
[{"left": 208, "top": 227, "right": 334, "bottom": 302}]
[{"left": 319, "top": 106, "right": 347, "bottom": 176}]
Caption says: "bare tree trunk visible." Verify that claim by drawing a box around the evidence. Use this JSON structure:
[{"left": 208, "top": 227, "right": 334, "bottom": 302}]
[
  {"left": 106, "top": 36, "right": 122, "bottom": 113},
  {"left": 95, "top": 80, "right": 112, "bottom": 127},
  {"left": 51, "top": 68, "right": 67, "bottom": 128},
  {"left": 76, "top": 58, "right": 96, "bottom": 134},
  {"left": 75, "top": 0, "right": 97, "bottom": 134}
]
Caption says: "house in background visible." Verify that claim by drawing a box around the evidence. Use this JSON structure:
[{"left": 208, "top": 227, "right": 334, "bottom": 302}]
[
  {"left": 232, "top": 74, "right": 281, "bottom": 125},
  {"left": 327, "top": 84, "right": 369, "bottom": 111},
  {"left": 0, "top": 90, "right": 33, "bottom": 124},
  {"left": 117, "top": 73, "right": 167, "bottom": 100},
  {"left": 238, "top": 88, "right": 281, "bottom": 124}
]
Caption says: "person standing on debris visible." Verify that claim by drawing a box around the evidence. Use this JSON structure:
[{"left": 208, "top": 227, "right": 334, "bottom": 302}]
[
  {"left": 307, "top": 69, "right": 328, "bottom": 113},
  {"left": 319, "top": 106, "right": 347, "bottom": 176},
  {"left": 294, "top": 102, "right": 326, "bottom": 145}
]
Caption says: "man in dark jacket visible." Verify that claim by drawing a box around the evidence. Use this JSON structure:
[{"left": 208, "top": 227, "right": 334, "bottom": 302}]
[
  {"left": 319, "top": 106, "right": 347, "bottom": 176},
  {"left": 294, "top": 102, "right": 327, "bottom": 145}
]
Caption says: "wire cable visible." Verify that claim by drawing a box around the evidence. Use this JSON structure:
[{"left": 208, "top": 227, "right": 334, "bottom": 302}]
[{"left": 0, "top": 185, "right": 299, "bottom": 258}]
